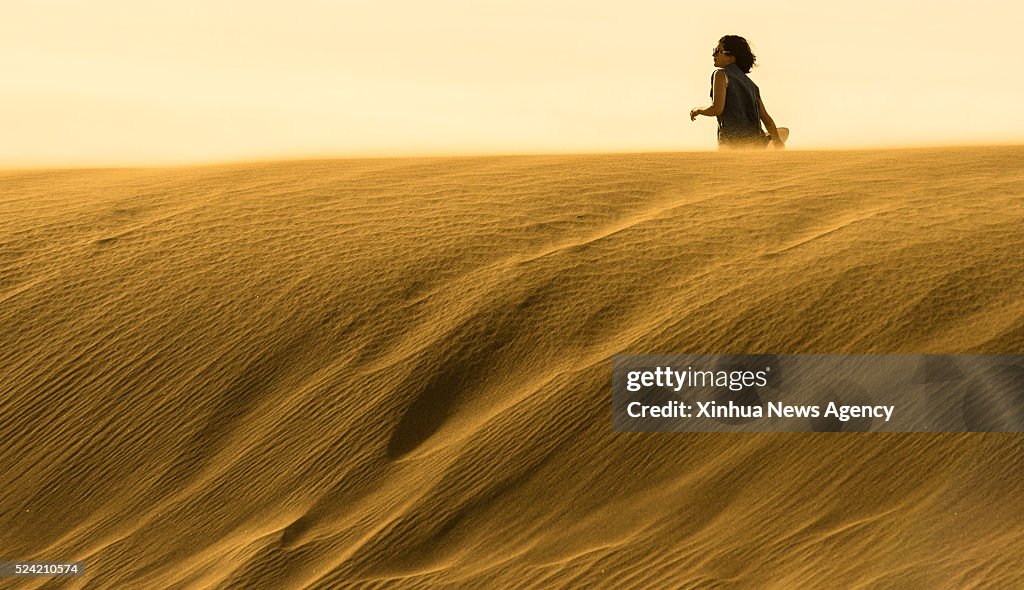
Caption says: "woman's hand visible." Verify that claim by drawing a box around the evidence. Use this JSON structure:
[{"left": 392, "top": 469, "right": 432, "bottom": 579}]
[{"left": 689, "top": 108, "right": 703, "bottom": 121}]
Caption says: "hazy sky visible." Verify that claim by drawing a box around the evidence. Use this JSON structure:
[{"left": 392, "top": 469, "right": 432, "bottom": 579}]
[{"left": 2, "top": 0, "right": 1020, "bottom": 165}]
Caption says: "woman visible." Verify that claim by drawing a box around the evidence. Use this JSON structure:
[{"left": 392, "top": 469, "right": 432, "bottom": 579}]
[{"left": 690, "top": 35, "right": 784, "bottom": 149}]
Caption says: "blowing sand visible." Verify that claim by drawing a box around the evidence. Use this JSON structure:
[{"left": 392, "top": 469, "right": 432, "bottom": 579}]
[{"left": 1, "top": 146, "right": 1022, "bottom": 588}]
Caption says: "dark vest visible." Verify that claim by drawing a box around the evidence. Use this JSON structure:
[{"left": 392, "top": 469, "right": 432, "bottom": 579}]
[{"left": 711, "top": 64, "right": 765, "bottom": 142}]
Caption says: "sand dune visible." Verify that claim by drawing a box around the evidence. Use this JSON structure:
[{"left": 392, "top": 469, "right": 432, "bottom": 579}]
[{"left": 1, "top": 147, "right": 1022, "bottom": 588}]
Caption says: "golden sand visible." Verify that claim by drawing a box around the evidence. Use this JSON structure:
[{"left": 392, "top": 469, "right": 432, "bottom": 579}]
[{"left": 1, "top": 147, "right": 1022, "bottom": 588}]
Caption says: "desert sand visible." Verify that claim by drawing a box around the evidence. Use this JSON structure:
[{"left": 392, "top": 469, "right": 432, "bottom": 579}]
[{"left": 1, "top": 146, "right": 1022, "bottom": 588}]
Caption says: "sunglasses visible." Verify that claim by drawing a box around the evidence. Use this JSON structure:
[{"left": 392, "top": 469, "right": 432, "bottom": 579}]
[{"left": 712, "top": 48, "right": 731, "bottom": 56}]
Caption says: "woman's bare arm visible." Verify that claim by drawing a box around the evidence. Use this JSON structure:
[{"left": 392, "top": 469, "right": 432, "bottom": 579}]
[
  {"left": 690, "top": 69, "right": 728, "bottom": 120},
  {"left": 758, "top": 99, "right": 785, "bottom": 148}
]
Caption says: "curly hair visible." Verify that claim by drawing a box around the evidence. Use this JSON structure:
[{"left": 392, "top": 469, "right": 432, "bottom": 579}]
[{"left": 720, "top": 35, "right": 757, "bottom": 73}]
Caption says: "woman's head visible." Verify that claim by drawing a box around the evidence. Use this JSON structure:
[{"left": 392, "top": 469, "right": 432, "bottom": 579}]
[{"left": 718, "top": 35, "right": 756, "bottom": 73}]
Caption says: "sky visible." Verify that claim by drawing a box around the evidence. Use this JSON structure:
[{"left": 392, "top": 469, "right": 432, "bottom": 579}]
[{"left": 2, "top": 0, "right": 1021, "bottom": 166}]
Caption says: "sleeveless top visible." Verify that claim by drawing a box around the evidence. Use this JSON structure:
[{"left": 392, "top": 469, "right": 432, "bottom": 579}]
[{"left": 711, "top": 64, "right": 766, "bottom": 144}]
